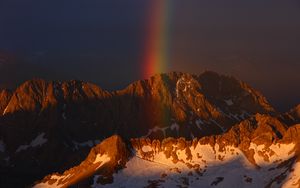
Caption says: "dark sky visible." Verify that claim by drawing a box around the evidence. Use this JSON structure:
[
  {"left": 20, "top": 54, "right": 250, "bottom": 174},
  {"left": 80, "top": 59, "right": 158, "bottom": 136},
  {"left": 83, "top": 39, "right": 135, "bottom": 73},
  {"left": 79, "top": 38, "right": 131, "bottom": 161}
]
[{"left": 0, "top": 0, "right": 299, "bottom": 111}]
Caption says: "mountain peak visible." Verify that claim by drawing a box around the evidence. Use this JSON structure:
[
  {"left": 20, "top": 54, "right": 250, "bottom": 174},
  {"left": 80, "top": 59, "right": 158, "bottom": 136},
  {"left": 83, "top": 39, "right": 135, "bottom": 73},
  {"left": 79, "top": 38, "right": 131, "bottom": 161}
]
[
  {"left": 34, "top": 135, "right": 129, "bottom": 188},
  {"left": 0, "top": 71, "right": 298, "bottom": 187},
  {"left": 291, "top": 104, "right": 300, "bottom": 119},
  {"left": 1, "top": 79, "right": 110, "bottom": 115},
  {"left": 35, "top": 117, "right": 300, "bottom": 187}
]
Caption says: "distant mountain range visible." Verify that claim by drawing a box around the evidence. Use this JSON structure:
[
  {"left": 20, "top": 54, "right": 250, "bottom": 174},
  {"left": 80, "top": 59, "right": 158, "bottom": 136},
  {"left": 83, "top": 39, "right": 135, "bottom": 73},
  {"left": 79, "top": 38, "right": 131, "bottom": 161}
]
[{"left": 0, "top": 71, "right": 299, "bottom": 187}]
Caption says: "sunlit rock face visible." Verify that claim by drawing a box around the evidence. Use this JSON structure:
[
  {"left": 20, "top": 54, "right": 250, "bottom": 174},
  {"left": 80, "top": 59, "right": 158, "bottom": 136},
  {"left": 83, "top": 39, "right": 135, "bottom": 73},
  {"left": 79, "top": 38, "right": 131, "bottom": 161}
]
[
  {"left": 34, "top": 117, "right": 300, "bottom": 188},
  {"left": 34, "top": 135, "right": 129, "bottom": 188},
  {"left": 115, "top": 71, "right": 275, "bottom": 139},
  {"left": 290, "top": 104, "right": 300, "bottom": 121},
  {"left": 0, "top": 89, "right": 12, "bottom": 115},
  {"left": 0, "top": 71, "right": 298, "bottom": 187},
  {"left": 0, "top": 71, "right": 275, "bottom": 140}
]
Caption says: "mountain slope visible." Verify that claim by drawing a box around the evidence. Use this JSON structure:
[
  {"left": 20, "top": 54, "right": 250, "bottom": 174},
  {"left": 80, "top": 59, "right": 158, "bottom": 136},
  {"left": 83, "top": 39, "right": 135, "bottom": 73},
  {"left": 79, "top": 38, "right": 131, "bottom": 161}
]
[
  {"left": 0, "top": 89, "right": 12, "bottom": 115},
  {"left": 34, "top": 114, "right": 300, "bottom": 188},
  {"left": 0, "top": 71, "right": 294, "bottom": 187},
  {"left": 288, "top": 104, "right": 300, "bottom": 122},
  {"left": 114, "top": 71, "right": 275, "bottom": 138},
  {"left": 280, "top": 104, "right": 300, "bottom": 126},
  {"left": 34, "top": 135, "right": 129, "bottom": 188}
]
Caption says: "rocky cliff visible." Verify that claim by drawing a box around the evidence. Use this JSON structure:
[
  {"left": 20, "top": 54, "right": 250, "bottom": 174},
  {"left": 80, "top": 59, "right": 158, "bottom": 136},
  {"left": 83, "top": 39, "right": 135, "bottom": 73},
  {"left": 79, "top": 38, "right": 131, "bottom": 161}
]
[
  {"left": 0, "top": 71, "right": 297, "bottom": 187},
  {"left": 35, "top": 114, "right": 300, "bottom": 188}
]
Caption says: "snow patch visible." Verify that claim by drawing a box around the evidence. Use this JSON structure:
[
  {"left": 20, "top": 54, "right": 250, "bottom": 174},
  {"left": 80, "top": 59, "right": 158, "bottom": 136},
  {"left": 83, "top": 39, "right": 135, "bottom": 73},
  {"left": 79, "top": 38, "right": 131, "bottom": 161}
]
[
  {"left": 93, "top": 154, "right": 111, "bottom": 169},
  {"left": 93, "top": 140, "right": 299, "bottom": 188},
  {"left": 249, "top": 143, "right": 295, "bottom": 166},
  {"left": 144, "top": 126, "right": 169, "bottom": 138},
  {"left": 195, "top": 119, "right": 204, "bottom": 130},
  {"left": 175, "top": 76, "right": 195, "bottom": 98},
  {"left": 16, "top": 133, "right": 47, "bottom": 153},
  {"left": 62, "top": 104, "right": 67, "bottom": 120},
  {"left": 170, "top": 123, "right": 179, "bottom": 133},
  {"left": 224, "top": 99, "right": 234, "bottom": 106},
  {"left": 34, "top": 174, "right": 74, "bottom": 188},
  {"left": 31, "top": 133, "right": 48, "bottom": 147},
  {"left": 142, "top": 145, "right": 153, "bottom": 153},
  {"left": 282, "top": 162, "right": 300, "bottom": 188},
  {"left": 62, "top": 113, "right": 66, "bottom": 120},
  {"left": 2, "top": 105, "right": 9, "bottom": 115},
  {"left": 228, "top": 113, "right": 241, "bottom": 121}
]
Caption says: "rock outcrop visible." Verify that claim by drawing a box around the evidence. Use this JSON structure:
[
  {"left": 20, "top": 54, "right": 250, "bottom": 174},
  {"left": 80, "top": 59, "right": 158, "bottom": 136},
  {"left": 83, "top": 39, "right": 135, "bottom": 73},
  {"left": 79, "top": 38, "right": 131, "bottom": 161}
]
[
  {"left": 34, "top": 135, "right": 129, "bottom": 188},
  {"left": 280, "top": 104, "right": 300, "bottom": 126},
  {"left": 0, "top": 89, "right": 12, "bottom": 115},
  {"left": 0, "top": 71, "right": 296, "bottom": 187},
  {"left": 35, "top": 115, "right": 300, "bottom": 188}
]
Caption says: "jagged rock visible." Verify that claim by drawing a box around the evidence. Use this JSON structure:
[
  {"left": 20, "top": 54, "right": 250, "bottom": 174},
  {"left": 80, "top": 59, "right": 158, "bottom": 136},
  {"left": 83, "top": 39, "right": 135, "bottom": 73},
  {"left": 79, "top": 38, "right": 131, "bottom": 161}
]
[
  {"left": 280, "top": 104, "right": 300, "bottom": 126},
  {"left": 289, "top": 104, "right": 300, "bottom": 122},
  {"left": 34, "top": 135, "right": 129, "bottom": 188},
  {"left": 0, "top": 71, "right": 296, "bottom": 187},
  {"left": 0, "top": 89, "right": 12, "bottom": 115},
  {"left": 36, "top": 117, "right": 300, "bottom": 188}
]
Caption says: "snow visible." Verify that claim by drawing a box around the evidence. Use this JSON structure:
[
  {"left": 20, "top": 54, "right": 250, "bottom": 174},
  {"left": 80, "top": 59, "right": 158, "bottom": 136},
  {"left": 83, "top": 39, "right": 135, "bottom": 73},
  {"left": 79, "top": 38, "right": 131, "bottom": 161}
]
[
  {"left": 16, "top": 145, "right": 30, "bottom": 152},
  {"left": 190, "top": 133, "right": 195, "bottom": 139},
  {"left": 195, "top": 119, "right": 205, "bottom": 129},
  {"left": 228, "top": 113, "right": 241, "bottom": 121},
  {"left": 224, "top": 99, "right": 234, "bottom": 106},
  {"left": 93, "top": 154, "right": 111, "bottom": 169},
  {"left": 92, "top": 157, "right": 165, "bottom": 188},
  {"left": 249, "top": 143, "right": 295, "bottom": 166},
  {"left": 62, "top": 104, "right": 67, "bottom": 120},
  {"left": 2, "top": 105, "right": 9, "bottom": 115},
  {"left": 170, "top": 123, "right": 179, "bottom": 133},
  {"left": 142, "top": 145, "right": 153, "bottom": 152},
  {"left": 31, "top": 133, "right": 48, "bottom": 147},
  {"left": 92, "top": 141, "right": 298, "bottom": 188},
  {"left": 0, "top": 140, "right": 5, "bottom": 152},
  {"left": 34, "top": 154, "right": 110, "bottom": 188},
  {"left": 62, "top": 113, "right": 66, "bottom": 120},
  {"left": 175, "top": 76, "right": 194, "bottom": 97},
  {"left": 144, "top": 126, "right": 169, "bottom": 138},
  {"left": 16, "top": 133, "right": 47, "bottom": 153},
  {"left": 34, "top": 174, "right": 74, "bottom": 188},
  {"left": 282, "top": 162, "right": 300, "bottom": 188}
]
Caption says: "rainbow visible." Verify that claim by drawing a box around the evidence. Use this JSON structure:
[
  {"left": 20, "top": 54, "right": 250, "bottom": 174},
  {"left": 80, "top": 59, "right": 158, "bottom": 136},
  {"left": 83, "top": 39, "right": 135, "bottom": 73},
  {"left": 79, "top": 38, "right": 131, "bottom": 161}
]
[
  {"left": 142, "top": 0, "right": 172, "bottom": 79},
  {"left": 140, "top": 1, "right": 173, "bottom": 135}
]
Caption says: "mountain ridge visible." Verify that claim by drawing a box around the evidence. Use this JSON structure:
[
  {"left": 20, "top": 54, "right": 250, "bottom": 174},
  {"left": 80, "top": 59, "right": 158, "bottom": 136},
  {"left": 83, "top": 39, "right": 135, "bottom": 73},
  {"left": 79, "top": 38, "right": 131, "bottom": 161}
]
[
  {"left": 0, "top": 71, "right": 298, "bottom": 187},
  {"left": 34, "top": 114, "right": 300, "bottom": 187}
]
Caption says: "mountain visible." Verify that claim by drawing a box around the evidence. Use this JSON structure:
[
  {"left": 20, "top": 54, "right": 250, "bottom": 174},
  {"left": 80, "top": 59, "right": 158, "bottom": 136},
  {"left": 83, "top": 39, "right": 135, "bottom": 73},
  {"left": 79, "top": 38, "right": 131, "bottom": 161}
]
[
  {"left": 34, "top": 135, "right": 129, "bottom": 188},
  {"left": 0, "top": 89, "right": 12, "bottom": 115},
  {"left": 280, "top": 104, "right": 300, "bottom": 125},
  {"left": 288, "top": 104, "right": 300, "bottom": 121},
  {"left": 0, "top": 71, "right": 297, "bottom": 187},
  {"left": 34, "top": 114, "right": 300, "bottom": 188}
]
